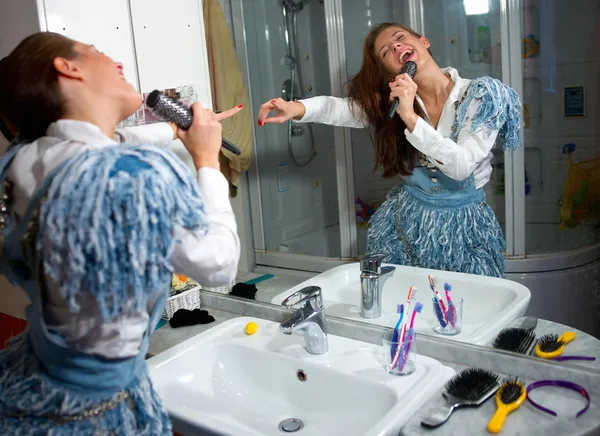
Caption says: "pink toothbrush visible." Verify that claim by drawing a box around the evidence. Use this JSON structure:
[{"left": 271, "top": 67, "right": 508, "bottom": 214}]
[
  {"left": 393, "top": 287, "right": 418, "bottom": 369},
  {"left": 444, "top": 282, "right": 457, "bottom": 328},
  {"left": 399, "top": 286, "right": 418, "bottom": 345}
]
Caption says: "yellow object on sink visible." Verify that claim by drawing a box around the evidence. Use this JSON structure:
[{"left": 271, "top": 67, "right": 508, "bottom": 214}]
[
  {"left": 171, "top": 274, "right": 188, "bottom": 290},
  {"left": 245, "top": 322, "right": 258, "bottom": 335},
  {"left": 535, "top": 331, "right": 576, "bottom": 359}
]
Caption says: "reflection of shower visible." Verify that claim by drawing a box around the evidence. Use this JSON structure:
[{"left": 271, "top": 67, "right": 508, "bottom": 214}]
[{"left": 280, "top": 0, "right": 317, "bottom": 167}]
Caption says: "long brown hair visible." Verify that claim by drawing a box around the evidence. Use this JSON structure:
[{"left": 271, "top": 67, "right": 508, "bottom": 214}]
[
  {"left": 0, "top": 32, "right": 77, "bottom": 141},
  {"left": 347, "top": 23, "right": 429, "bottom": 178}
]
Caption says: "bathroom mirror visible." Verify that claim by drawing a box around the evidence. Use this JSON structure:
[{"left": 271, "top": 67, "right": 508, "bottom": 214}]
[{"left": 197, "top": 0, "right": 600, "bottom": 372}]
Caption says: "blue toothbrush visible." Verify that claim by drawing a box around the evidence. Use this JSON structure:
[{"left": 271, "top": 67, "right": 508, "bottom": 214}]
[{"left": 429, "top": 275, "right": 447, "bottom": 328}]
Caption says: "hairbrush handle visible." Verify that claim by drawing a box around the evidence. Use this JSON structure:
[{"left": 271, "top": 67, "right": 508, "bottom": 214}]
[
  {"left": 421, "top": 401, "right": 458, "bottom": 428},
  {"left": 519, "top": 316, "right": 538, "bottom": 331},
  {"left": 487, "top": 382, "right": 527, "bottom": 434},
  {"left": 487, "top": 405, "right": 510, "bottom": 434},
  {"left": 559, "top": 331, "right": 576, "bottom": 344},
  {"left": 386, "top": 61, "right": 417, "bottom": 120},
  {"left": 221, "top": 137, "right": 240, "bottom": 155}
]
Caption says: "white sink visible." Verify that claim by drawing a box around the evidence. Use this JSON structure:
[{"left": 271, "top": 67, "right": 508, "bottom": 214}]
[
  {"left": 148, "top": 317, "right": 454, "bottom": 436},
  {"left": 271, "top": 263, "right": 531, "bottom": 346}
]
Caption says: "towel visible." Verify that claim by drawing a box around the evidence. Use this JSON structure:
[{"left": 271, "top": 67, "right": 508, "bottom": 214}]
[
  {"left": 203, "top": 0, "right": 253, "bottom": 198},
  {"left": 169, "top": 309, "right": 215, "bottom": 328}
]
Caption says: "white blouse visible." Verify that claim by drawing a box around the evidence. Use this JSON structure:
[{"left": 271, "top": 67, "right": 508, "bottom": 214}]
[
  {"left": 7, "top": 120, "right": 240, "bottom": 358},
  {"left": 296, "top": 67, "right": 499, "bottom": 189}
]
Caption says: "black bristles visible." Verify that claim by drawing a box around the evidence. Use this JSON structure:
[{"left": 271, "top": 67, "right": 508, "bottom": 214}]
[
  {"left": 445, "top": 368, "right": 501, "bottom": 402},
  {"left": 492, "top": 327, "right": 536, "bottom": 354},
  {"left": 537, "top": 334, "right": 565, "bottom": 353},
  {"left": 499, "top": 377, "right": 524, "bottom": 404}
]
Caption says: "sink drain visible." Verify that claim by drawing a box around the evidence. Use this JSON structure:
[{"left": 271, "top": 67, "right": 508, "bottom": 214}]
[
  {"left": 278, "top": 418, "right": 304, "bottom": 433},
  {"left": 296, "top": 369, "right": 307, "bottom": 382}
]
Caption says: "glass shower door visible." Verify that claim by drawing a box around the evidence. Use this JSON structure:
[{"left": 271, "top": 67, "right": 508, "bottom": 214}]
[
  {"left": 520, "top": 0, "right": 600, "bottom": 255},
  {"left": 240, "top": 0, "right": 343, "bottom": 259}
]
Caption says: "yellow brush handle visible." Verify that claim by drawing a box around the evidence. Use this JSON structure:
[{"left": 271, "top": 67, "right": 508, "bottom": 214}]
[
  {"left": 488, "top": 384, "right": 527, "bottom": 433},
  {"left": 559, "top": 331, "right": 576, "bottom": 345},
  {"left": 487, "top": 405, "right": 509, "bottom": 434}
]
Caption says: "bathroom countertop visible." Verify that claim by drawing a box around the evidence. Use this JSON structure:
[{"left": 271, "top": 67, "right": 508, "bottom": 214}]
[
  {"left": 399, "top": 363, "right": 600, "bottom": 436},
  {"left": 497, "top": 317, "right": 600, "bottom": 371},
  {"left": 148, "top": 293, "right": 600, "bottom": 436},
  {"left": 148, "top": 307, "right": 239, "bottom": 357}
]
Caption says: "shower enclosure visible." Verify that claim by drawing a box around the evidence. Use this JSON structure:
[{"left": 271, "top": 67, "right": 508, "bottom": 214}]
[{"left": 228, "top": 0, "right": 600, "bottom": 335}]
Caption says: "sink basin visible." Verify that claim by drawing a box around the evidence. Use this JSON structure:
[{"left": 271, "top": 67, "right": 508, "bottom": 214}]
[
  {"left": 271, "top": 263, "right": 531, "bottom": 346},
  {"left": 147, "top": 317, "right": 454, "bottom": 436}
]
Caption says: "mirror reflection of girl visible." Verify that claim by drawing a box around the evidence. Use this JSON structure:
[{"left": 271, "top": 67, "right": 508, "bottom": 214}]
[
  {"left": 0, "top": 33, "right": 241, "bottom": 434},
  {"left": 257, "top": 23, "right": 521, "bottom": 278}
]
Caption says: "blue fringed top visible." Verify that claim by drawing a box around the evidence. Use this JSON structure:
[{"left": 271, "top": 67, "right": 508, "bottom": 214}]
[{"left": 452, "top": 75, "right": 522, "bottom": 152}]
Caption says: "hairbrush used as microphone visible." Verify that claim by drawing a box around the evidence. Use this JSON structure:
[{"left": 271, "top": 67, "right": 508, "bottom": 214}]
[
  {"left": 146, "top": 90, "right": 241, "bottom": 155},
  {"left": 386, "top": 61, "right": 418, "bottom": 120}
]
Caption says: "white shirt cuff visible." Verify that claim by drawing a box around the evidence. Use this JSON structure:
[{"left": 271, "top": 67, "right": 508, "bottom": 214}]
[
  {"left": 196, "top": 167, "right": 230, "bottom": 203},
  {"left": 295, "top": 97, "right": 321, "bottom": 123}
]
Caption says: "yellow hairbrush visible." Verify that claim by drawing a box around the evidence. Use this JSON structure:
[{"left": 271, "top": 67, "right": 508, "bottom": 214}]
[
  {"left": 535, "top": 332, "right": 576, "bottom": 359},
  {"left": 487, "top": 378, "right": 526, "bottom": 434}
]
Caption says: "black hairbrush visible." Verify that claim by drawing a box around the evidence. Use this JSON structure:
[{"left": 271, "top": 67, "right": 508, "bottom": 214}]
[
  {"left": 537, "top": 333, "right": 566, "bottom": 353},
  {"left": 491, "top": 327, "right": 537, "bottom": 355},
  {"left": 421, "top": 367, "right": 501, "bottom": 428},
  {"left": 145, "top": 90, "right": 241, "bottom": 155},
  {"left": 487, "top": 377, "right": 527, "bottom": 434}
]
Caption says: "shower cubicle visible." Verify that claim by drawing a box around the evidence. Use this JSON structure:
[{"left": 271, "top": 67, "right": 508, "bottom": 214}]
[{"left": 225, "top": 0, "right": 600, "bottom": 336}]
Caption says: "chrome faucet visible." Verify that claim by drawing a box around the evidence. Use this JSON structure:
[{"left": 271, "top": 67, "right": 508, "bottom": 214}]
[
  {"left": 360, "top": 254, "right": 396, "bottom": 319},
  {"left": 280, "top": 286, "right": 328, "bottom": 355}
]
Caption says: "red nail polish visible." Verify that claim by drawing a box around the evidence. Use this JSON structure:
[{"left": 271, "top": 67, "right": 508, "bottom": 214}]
[
  {"left": 271, "top": 99, "right": 276, "bottom": 103},
  {"left": 238, "top": 104, "right": 244, "bottom": 109},
  {"left": 258, "top": 120, "right": 263, "bottom": 126}
]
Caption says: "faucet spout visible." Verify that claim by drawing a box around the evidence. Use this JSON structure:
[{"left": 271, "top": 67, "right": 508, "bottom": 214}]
[
  {"left": 360, "top": 255, "right": 396, "bottom": 319},
  {"left": 279, "top": 286, "right": 329, "bottom": 354}
]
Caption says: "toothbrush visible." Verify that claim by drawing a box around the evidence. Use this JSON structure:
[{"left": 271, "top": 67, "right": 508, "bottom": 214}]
[
  {"left": 396, "top": 302, "right": 424, "bottom": 370},
  {"left": 390, "top": 304, "right": 404, "bottom": 358},
  {"left": 399, "top": 287, "right": 418, "bottom": 345},
  {"left": 393, "top": 287, "right": 418, "bottom": 368},
  {"left": 428, "top": 275, "right": 448, "bottom": 327},
  {"left": 444, "top": 282, "right": 457, "bottom": 328}
]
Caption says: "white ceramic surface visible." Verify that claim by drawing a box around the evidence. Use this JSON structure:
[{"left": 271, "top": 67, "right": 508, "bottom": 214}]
[
  {"left": 271, "top": 263, "right": 531, "bottom": 345},
  {"left": 147, "top": 317, "right": 455, "bottom": 436}
]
